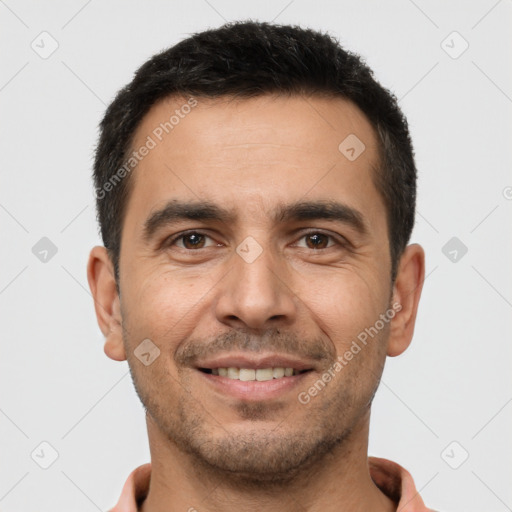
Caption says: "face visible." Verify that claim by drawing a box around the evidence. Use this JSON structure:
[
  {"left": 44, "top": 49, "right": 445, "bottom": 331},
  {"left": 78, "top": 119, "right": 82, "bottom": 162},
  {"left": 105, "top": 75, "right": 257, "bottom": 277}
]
[{"left": 89, "top": 94, "right": 423, "bottom": 482}]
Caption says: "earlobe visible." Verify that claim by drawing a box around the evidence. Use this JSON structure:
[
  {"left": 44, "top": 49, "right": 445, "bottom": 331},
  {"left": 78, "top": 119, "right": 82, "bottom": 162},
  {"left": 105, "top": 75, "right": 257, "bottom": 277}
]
[
  {"left": 87, "top": 246, "right": 126, "bottom": 361},
  {"left": 387, "top": 244, "right": 425, "bottom": 357}
]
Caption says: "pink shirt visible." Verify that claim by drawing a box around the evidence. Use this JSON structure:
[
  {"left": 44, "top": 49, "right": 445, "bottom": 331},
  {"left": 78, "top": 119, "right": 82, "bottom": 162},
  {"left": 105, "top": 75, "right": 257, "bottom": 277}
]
[{"left": 109, "top": 456, "right": 435, "bottom": 511}]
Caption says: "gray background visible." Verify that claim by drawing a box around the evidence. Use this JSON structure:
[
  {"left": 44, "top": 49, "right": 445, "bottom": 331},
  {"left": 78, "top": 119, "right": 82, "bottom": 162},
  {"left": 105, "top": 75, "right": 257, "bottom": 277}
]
[{"left": 1, "top": 0, "right": 511, "bottom": 511}]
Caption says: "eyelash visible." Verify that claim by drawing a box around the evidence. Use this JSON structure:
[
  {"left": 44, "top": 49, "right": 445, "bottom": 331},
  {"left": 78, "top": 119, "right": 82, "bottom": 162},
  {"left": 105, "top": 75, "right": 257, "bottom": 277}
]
[{"left": 164, "top": 229, "right": 348, "bottom": 251}]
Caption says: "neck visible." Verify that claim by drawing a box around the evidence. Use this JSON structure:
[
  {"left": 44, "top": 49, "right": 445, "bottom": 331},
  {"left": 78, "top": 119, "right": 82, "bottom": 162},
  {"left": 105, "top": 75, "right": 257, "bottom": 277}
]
[{"left": 140, "top": 410, "right": 395, "bottom": 512}]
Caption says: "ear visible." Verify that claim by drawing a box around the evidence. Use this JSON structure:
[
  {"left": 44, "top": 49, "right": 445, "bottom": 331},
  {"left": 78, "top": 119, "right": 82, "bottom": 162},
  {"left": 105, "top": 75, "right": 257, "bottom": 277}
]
[
  {"left": 387, "top": 244, "right": 425, "bottom": 357},
  {"left": 87, "top": 246, "right": 126, "bottom": 361}
]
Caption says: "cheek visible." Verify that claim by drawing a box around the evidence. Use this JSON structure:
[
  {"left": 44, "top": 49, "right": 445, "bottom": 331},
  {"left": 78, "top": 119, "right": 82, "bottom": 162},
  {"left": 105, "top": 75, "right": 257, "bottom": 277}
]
[
  {"left": 297, "top": 266, "right": 388, "bottom": 353},
  {"left": 120, "top": 266, "right": 217, "bottom": 351}
]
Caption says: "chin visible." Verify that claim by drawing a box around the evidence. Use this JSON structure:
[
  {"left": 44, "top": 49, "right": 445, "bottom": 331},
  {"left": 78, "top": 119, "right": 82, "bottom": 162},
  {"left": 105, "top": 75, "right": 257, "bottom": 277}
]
[{"left": 176, "top": 423, "right": 347, "bottom": 486}]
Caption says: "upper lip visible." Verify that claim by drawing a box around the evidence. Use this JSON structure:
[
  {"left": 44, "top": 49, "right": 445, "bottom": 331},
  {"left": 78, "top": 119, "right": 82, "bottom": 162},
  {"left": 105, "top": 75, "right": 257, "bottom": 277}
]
[{"left": 195, "top": 352, "right": 317, "bottom": 372}]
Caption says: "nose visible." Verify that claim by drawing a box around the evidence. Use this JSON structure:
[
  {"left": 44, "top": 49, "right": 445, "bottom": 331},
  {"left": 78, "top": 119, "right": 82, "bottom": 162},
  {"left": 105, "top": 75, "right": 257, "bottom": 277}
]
[{"left": 214, "top": 239, "right": 297, "bottom": 332}]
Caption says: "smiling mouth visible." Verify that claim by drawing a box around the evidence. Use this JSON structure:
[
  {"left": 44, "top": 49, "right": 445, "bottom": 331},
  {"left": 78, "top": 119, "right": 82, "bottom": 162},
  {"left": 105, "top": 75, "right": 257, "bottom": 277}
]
[{"left": 198, "top": 367, "right": 312, "bottom": 381}]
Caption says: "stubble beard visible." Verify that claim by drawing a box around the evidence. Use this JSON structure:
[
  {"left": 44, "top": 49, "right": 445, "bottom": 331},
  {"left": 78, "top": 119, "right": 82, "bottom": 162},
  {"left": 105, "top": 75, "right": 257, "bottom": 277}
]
[
  {"left": 123, "top": 319, "right": 388, "bottom": 488},
  {"left": 129, "top": 362, "right": 382, "bottom": 488}
]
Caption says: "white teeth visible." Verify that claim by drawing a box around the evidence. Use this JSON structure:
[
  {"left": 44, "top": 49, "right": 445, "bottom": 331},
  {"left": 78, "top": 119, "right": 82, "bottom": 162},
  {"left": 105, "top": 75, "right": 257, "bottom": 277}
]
[
  {"left": 227, "top": 367, "right": 239, "bottom": 379},
  {"left": 239, "top": 368, "right": 256, "bottom": 381},
  {"left": 273, "top": 367, "right": 285, "bottom": 378},
  {"left": 256, "top": 368, "right": 273, "bottom": 381},
  {"left": 212, "top": 367, "right": 299, "bottom": 381}
]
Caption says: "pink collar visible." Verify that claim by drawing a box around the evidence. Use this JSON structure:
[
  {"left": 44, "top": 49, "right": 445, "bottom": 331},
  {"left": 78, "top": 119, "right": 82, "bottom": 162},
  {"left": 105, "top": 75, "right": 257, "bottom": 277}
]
[{"left": 109, "top": 456, "right": 434, "bottom": 511}]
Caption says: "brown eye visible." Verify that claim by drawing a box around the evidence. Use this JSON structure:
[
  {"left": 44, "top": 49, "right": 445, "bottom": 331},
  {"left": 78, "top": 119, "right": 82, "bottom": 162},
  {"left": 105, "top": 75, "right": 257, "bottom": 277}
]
[
  {"left": 180, "top": 233, "right": 206, "bottom": 249},
  {"left": 296, "top": 231, "right": 340, "bottom": 250},
  {"left": 166, "top": 231, "right": 217, "bottom": 250},
  {"left": 304, "top": 233, "right": 331, "bottom": 249}
]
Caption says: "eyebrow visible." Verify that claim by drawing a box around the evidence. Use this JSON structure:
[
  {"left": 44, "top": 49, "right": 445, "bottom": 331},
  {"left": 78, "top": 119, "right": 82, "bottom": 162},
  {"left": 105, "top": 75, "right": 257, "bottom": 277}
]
[{"left": 142, "top": 198, "right": 368, "bottom": 242}]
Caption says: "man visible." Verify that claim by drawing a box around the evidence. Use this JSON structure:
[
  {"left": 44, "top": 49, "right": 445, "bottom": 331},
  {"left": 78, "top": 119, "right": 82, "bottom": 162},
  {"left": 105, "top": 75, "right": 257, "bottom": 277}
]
[{"left": 87, "top": 20, "right": 432, "bottom": 511}]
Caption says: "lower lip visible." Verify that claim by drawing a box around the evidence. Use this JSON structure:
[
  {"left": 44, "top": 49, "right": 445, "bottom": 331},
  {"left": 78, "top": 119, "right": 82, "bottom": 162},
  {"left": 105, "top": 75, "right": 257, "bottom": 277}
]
[{"left": 197, "top": 370, "right": 311, "bottom": 401}]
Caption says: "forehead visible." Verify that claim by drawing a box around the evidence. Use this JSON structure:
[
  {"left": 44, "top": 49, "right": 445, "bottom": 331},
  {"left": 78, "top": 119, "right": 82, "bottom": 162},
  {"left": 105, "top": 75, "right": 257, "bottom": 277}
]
[
  {"left": 134, "top": 93, "right": 378, "bottom": 160},
  {"left": 124, "top": 94, "right": 384, "bottom": 232}
]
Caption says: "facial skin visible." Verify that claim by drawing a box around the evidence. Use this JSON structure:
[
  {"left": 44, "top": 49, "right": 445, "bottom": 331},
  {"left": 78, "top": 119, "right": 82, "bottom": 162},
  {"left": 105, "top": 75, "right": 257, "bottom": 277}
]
[{"left": 88, "top": 94, "right": 425, "bottom": 512}]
